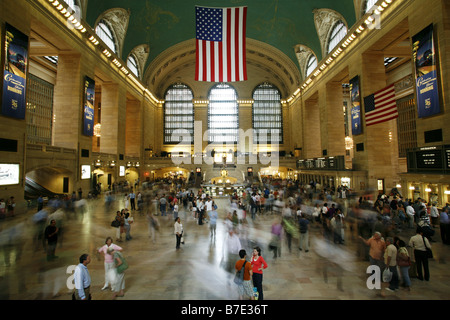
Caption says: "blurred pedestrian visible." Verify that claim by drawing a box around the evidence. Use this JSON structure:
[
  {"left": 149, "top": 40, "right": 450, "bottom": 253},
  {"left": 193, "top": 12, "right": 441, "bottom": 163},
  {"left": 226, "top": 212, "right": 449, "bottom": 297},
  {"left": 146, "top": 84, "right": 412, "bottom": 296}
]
[
  {"left": 409, "top": 228, "right": 432, "bottom": 281},
  {"left": 298, "top": 212, "right": 310, "bottom": 252},
  {"left": 147, "top": 211, "right": 159, "bottom": 243},
  {"left": 6, "top": 196, "right": 15, "bottom": 217},
  {"left": 384, "top": 237, "right": 399, "bottom": 292},
  {"left": 225, "top": 228, "right": 242, "bottom": 273},
  {"left": 44, "top": 219, "right": 58, "bottom": 261},
  {"left": 269, "top": 218, "right": 282, "bottom": 259},
  {"left": 396, "top": 239, "right": 411, "bottom": 291},
  {"left": 208, "top": 207, "right": 218, "bottom": 239},
  {"left": 174, "top": 217, "right": 183, "bottom": 250},
  {"left": 98, "top": 237, "right": 122, "bottom": 291},
  {"left": 108, "top": 247, "right": 127, "bottom": 299},
  {"left": 439, "top": 207, "right": 449, "bottom": 245}
]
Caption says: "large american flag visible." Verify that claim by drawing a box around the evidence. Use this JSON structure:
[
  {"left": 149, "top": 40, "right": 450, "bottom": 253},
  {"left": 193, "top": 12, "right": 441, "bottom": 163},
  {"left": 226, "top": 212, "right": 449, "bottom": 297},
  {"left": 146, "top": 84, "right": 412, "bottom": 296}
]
[
  {"left": 363, "top": 84, "right": 398, "bottom": 127},
  {"left": 195, "top": 6, "right": 247, "bottom": 82}
]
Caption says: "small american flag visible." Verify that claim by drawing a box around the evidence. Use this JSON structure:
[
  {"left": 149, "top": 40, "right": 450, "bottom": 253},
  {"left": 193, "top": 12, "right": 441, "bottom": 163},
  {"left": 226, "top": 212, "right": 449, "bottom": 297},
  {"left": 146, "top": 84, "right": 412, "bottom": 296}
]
[
  {"left": 195, "top": 6, "right": 247, "bottom": 82},
  {"left": 363, "top": 84, "right": 398, "bottom": 127}
]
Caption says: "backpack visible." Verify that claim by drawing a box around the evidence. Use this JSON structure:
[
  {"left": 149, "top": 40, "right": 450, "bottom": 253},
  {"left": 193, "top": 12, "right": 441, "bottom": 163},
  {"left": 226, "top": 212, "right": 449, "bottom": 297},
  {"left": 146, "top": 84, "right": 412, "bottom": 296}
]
[{"left": 233, "top": 261, "right": 247, "bottom": 285}]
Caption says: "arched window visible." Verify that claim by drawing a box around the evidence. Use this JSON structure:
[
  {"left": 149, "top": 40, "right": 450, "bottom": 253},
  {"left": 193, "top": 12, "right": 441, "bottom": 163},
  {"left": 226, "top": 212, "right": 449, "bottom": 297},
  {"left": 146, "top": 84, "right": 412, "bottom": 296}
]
[
  {"left": 127, "top": 54, "right": 139, "bottom": 78},
  {"left": 327, "top": 21, "right": 347, "bottom": 54},
  {"left": 252, "top": 83, "right": 283, "bottom": 144},
  {"left": 305, "top": 54, "right": 318, "bottom": 77},
  {"left": 208, "top": 83, "right": 239, "bottom": 144},
  {"left": 95, "top": 20, "right": 117, "bottom": 54},
  {"left": 164, "top": 84, "right": 194, "bottom": 144},
  {"left": 364, "top": 0, "right": 378, "bottom": 13}
]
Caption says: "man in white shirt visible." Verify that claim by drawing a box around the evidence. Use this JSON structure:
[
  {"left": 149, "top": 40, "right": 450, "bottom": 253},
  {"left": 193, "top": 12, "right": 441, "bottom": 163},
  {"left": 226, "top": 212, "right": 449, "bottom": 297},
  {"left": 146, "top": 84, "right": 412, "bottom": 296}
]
[
  {"left": 406, "top": 204, "right": 416, "bottom": 229},
  {"left": 74, "top": 254, "right": 92, "bottom": 300},
  {"left": 385, "top": 237, "right": 399, "bottom": 292},
  {"left": 409, "top": 228, "right": 432, "bottom": 281},
  {"left": 226, "top": 229, "right": 242, "bottom": 273}
]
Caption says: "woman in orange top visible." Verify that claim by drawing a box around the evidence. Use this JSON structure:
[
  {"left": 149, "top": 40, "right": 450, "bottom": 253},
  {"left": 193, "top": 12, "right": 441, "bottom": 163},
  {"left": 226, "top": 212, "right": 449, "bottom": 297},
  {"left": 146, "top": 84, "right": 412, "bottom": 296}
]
[{"left": 251, "top": 246, "right": 268, "bottom": 300}]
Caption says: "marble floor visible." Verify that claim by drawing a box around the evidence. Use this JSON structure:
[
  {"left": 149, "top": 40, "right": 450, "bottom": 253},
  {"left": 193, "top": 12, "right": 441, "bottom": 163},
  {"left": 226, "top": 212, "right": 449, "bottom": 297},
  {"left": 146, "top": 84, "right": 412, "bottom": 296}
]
[{"left": 0, "top": 195, "right": 449, "bottom": 301}]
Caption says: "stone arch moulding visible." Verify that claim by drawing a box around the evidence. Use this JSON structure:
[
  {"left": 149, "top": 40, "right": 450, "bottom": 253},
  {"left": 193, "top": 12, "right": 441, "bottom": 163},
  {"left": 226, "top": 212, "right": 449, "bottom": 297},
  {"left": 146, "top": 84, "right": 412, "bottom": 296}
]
[
  {"left": 294, "top": 44, "right": 317, "bottom": 81},
  {"left": 313, "top": 8, "right": 348, "bottom": 59},
  {"left": 143, "top": 38, "right": 301, "bottom": 99},
  {"left": 353, "top": 0, "right": 366, "bottom": 20},
  {"left": 94, "top": 8, "right": 131, "bottom": 59}
]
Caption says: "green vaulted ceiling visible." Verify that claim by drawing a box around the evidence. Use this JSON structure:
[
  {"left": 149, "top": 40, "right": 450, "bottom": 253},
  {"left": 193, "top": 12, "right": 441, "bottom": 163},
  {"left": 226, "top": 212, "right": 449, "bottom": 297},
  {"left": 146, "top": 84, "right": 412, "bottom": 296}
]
[{"left": 85, "top": 0, "right": 357, "bottom": 75}]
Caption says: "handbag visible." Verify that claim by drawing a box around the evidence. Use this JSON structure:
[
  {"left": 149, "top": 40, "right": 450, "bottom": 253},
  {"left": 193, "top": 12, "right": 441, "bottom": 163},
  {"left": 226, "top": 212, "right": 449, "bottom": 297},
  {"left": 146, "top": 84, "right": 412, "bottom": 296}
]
[
  {"left": 382, "top": 267, "right": 393, "bottom": 282},
  {"left": 111, "top": 219, "right": 120, "bottom": 228},
  {"left": 233, "top": 261, "right": 247, "bottom": 285},
  {"left": 422, "top": 236, "right": 433, "bottom": 259}
]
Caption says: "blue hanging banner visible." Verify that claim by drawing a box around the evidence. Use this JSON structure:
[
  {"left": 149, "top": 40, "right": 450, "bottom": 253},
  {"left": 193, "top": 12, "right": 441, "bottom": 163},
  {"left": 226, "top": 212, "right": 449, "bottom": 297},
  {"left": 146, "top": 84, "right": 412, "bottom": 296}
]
[
  {"left": 2, "top": 24, "right": 29, "bottom": 120},
  {"left": 83, "top": 76, "right": 95, "bottom": 136},
  {"left": 412, "top": 24, "right": 441, "bottom": 118},
  {"left": 349, "top": 75, "right": 362, "bottom": 135}
]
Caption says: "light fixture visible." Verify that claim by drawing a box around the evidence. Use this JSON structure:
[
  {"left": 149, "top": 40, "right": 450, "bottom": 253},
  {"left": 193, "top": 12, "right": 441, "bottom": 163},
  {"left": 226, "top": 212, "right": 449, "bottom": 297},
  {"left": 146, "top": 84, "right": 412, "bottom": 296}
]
[{"left": 93, "top": 123, "right": 101, "bottom": 137}]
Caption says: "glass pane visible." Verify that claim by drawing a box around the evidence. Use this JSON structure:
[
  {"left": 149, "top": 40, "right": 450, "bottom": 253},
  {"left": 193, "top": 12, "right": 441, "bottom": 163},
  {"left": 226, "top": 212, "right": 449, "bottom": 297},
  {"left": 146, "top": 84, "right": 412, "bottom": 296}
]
[
  {"left": 164, "top": 84, "right": 194, "bottom": 144},
  {"left": 95, "top": 21, "right": 116, "bottom": 53},
  {"left": 208, "top": 84, "right": 239, "bottom": 143},
  {"left": 327, "top": 21, "right": 347, "bottom": 54},
  {"left": 127, "top": 55, "right": 139, "bottom": 77},
  {"left": 252, "top": 83, "right": 283, "bottom": 144}
]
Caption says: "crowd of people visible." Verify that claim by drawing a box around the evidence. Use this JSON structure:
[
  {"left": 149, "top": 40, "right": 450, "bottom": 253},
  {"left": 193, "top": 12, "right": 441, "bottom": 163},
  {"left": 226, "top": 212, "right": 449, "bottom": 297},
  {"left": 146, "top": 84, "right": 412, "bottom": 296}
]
[
  {"left": 61, "top": 178, "right": 450, "bottom": 300},
  {"left": 1, "top": 175, "right": 449, "bottom": 300}
]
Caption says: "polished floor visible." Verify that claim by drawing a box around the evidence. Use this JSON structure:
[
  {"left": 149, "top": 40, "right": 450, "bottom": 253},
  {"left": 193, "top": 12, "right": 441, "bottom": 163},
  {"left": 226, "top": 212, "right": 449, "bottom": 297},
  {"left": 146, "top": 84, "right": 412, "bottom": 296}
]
[{"left": 0, "top": 193, "right": 449, "bottom": 301}]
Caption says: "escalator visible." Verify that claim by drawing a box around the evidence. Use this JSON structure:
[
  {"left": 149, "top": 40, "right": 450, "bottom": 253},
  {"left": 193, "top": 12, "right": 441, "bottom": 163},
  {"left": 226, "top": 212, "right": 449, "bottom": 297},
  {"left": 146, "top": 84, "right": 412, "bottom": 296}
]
[{"left": 24, "top": 176, "right": 64, "bottom": 200}]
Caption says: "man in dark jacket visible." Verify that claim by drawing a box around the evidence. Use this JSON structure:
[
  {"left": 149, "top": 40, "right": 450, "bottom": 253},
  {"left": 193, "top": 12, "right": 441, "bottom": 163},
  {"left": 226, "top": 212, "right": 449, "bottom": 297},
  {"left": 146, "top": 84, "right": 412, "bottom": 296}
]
[{"left": 44, "top": 219, "right": 58, "bottom": 261}]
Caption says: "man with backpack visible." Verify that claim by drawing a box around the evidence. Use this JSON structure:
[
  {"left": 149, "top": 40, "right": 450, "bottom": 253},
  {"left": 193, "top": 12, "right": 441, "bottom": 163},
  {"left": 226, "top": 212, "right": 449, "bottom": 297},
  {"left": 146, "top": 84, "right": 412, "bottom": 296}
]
[{"left": 234, "top": 249, "right": 254, "bottom": 300}]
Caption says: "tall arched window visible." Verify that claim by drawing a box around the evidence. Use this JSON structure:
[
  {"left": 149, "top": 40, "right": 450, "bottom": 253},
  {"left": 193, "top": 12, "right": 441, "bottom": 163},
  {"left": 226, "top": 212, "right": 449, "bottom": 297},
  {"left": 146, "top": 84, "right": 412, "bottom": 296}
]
[
  {"left": 364, "top": 0, "right": 378, "bottom": 13},
  {"left": 95, "top": 20, "right": 117, "bottom": 54},
  {"left": 208, "top": 83, "right": 239, "bottom": 144},
  {"left": 252, "top": 83, "right": 283, "bottom": 144},
  {"left": 305, "top": 54, "right": 318, "bottom": 77},
  {"left": 327, "top": 21, "right": 347, "bottom": 54},
  {"left": 127, "top": 54, "right": 139, "bottom": 78},
  {"left": 164, "top": 84, "right": 194, "bottom": 144}
]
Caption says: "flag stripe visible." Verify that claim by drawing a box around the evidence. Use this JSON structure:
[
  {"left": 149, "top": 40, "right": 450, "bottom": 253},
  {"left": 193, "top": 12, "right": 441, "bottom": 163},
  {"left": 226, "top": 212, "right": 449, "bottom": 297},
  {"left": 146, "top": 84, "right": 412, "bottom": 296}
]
[
  {"left": 195, "top": 6, "right": 247, "bottom": 82},
  {"left": 364, "top": 84, "right": 398, "bottom": 127},
  {"left": 241, "top": 7, "right": 247, "bottom": 81}
]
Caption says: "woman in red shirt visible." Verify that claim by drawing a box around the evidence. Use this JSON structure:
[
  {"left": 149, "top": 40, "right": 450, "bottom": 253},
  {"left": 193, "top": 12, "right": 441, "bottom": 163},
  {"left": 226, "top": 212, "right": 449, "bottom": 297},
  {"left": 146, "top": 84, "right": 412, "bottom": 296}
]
[{"left": 251, "top": 246, "right": 268, "bottom": 300}]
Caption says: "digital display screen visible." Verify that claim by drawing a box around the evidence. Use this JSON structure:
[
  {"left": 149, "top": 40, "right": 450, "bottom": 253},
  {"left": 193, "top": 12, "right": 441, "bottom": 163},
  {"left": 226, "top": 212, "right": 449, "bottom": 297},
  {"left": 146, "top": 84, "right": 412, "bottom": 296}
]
[
  {"left": 0, "top": 164, "right": 19, "bottom": 186},
  {"left": 81, "top": 165, "right": 91, "bottom": 180}
]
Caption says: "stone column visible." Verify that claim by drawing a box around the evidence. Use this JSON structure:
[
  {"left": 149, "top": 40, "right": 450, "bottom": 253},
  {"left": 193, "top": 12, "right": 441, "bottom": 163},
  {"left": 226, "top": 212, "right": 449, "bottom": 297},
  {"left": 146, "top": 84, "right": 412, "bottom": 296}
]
[
  {"left": 100, "top": 83, "right": 126, "bottom": 155},
  {"left": 125, "top": 98, "right": 142, "bottom": 157},
  {"left": 360, "top": 52, "right": 400, "bottom": 193},
  {"left": 52, "top": 53, "right": 82, "bottom": 150},
  {"left": 322, "top": 80, "right": 346, "bottom": 157},
  {"left": 303, "top": 92, "right": 321, "bottom": 158}
]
